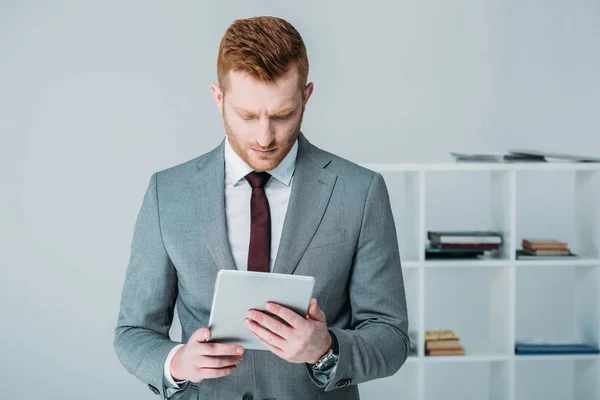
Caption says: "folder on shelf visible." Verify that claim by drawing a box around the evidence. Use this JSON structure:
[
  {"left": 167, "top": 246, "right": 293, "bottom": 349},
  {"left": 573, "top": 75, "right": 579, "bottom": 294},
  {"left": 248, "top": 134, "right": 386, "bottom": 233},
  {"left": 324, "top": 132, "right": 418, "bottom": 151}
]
[
  {"left": 508, "top": 149, "right": 600, "bottom": 163},
  {"left": 515, "top": 341, "right": 600, "bottom": 355},
  {"left": 450, "top": 152, "right": 547, "bottom": 163}
]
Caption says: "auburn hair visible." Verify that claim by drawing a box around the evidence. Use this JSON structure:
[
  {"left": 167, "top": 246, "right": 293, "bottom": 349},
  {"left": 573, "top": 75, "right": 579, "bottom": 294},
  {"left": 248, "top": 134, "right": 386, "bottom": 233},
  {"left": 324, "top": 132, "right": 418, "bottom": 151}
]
[{"left": 217, "top": 16, "right": 309, "bottom": 91}]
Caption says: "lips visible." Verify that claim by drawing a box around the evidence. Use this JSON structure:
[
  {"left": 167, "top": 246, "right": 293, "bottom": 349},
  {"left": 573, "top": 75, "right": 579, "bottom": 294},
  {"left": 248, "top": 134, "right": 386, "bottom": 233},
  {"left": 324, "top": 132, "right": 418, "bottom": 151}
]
[{"left": 252, "top": 148, "right": 276, "bottom": 155}]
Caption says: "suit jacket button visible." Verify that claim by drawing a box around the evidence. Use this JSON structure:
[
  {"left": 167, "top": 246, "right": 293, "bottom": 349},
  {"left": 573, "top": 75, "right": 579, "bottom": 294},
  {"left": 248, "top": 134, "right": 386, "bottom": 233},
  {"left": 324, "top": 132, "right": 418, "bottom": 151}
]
[
  {"left": 242, "top": 394, "right": 254, "bottom": 400},
  {"left": 148, "top": 384, "right": 160, "bottom": 395},
  {"left": 336, "top": 378, "right": 351, "bottom": 387}
]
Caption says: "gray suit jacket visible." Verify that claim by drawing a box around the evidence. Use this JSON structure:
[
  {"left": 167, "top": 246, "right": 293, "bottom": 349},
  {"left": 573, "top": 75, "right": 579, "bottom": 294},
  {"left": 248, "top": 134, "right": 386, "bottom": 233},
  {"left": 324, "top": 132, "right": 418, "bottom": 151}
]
[{"left": 114, "top": 133, "right": 410, "bottom": 400}]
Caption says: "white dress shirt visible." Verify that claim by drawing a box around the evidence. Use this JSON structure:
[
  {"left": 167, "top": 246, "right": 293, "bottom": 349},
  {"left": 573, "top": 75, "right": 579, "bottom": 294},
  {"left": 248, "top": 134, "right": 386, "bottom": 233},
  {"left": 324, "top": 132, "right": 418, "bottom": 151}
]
[
  {"left": 163, "top": 137, "right": 335, "bottom": 394},
  {"left": 223, "top": 137, "right": 297, "bottom": 273}
]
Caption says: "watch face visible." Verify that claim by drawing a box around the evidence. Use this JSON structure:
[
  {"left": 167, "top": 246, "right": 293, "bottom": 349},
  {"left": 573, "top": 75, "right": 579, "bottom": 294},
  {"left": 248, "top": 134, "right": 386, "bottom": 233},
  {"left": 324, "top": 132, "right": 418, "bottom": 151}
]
[{"left": 313, "top": 351, "right": 339, "bottom": 371}]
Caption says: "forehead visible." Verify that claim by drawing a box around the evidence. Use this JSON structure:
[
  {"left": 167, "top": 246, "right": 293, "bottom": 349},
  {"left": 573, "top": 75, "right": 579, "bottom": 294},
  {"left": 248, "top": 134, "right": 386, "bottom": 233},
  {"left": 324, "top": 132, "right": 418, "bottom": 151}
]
[{"left": 225, "top": 68, "right": 302, "bottom": 111}]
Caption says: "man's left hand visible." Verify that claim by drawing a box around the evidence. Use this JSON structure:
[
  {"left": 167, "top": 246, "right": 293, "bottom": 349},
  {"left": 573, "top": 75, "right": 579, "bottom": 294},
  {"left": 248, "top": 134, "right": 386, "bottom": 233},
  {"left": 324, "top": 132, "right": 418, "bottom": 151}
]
[{"left": 245, "top": 298, "right": 332, "bottom": 364}]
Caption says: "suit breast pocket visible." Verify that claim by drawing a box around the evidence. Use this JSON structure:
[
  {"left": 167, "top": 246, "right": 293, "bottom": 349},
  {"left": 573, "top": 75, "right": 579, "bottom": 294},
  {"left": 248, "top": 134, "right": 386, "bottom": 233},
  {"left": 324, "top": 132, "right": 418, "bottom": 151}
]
[{"left": 306, "top": 228, "right": 346, "bottom": 250}]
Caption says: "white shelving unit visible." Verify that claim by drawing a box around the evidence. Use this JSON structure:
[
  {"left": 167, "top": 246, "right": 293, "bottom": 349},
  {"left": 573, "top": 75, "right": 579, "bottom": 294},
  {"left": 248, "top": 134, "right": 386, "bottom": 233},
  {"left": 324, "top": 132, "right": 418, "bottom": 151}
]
[{"left": 356, "top": 163, "right": 600, "bottom": 400}]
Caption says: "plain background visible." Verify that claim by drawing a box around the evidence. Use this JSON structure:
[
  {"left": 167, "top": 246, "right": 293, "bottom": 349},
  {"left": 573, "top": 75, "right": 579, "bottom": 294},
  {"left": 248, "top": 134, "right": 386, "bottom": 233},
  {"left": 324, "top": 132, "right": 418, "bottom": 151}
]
[{"left": 1, "top": 1, "right": 598, "bottom": 398}]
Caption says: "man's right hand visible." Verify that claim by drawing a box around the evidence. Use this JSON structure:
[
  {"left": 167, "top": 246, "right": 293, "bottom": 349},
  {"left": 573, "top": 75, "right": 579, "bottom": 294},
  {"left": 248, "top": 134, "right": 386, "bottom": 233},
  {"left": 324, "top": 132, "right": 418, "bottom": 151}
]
[{"left": 170, "top": 328, "right": 245, "bottom": 383}]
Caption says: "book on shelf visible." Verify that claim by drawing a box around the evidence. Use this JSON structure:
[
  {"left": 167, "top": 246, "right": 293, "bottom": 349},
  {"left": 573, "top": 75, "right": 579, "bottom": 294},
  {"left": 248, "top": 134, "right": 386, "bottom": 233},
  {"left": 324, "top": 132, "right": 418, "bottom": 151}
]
[
  {"left": 425, "top": 330, "right": 466, "bottom": 356},
  {"left": 427, "top": 347, "right": 466, "bottom": 356},
  {"left": 425, "top": 330, "right": 460, "bottom": 341},
  {"left": 516, "top": 250, "right": 579, "bottom": 260},
  {"left": 425, "top": 247, "right": 500, "bottom": 260},
  {"left": 515, "top": 340, "right": 600, "bottom": 355},
  {"left": 433, "top": 243, "right": 501, "bottom": 250},
  {"left": 522, "top": 248, "right": 570, "bottom": 256},
  {"left": 426, "top": 339, "right": 461, "bottom": 350},
  {"left": 428, "top": 231, "right": 503, "bottom": 245},
  {"left": 522, "top": 238, "right": 568, "bottom": 250}
]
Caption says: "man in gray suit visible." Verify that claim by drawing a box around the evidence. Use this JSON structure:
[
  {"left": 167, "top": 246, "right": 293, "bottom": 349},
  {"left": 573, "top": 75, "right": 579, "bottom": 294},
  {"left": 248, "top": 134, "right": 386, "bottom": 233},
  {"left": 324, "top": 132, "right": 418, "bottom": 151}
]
[{"left": 114, "top": 16, "right": 409, "bottom": 400}]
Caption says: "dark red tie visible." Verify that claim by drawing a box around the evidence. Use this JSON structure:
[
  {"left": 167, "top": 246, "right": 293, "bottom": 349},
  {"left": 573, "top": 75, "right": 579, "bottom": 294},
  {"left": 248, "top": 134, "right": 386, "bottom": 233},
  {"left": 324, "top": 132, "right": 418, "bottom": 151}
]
[{"left": 245, "top": 171, "right": 271, "bottom": 273}]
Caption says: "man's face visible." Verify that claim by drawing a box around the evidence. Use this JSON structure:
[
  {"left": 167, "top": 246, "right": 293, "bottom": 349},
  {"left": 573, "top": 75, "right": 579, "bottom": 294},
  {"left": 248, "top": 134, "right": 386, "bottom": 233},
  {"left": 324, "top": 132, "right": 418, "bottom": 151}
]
[{"left": 211, "top": 67, "right": 313, "bottom": 171}]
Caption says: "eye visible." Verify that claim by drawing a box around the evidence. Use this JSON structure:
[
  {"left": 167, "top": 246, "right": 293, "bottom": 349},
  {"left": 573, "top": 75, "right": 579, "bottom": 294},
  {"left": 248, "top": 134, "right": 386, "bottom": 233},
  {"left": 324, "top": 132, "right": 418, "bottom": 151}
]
[
  {"left": 241, "top": 115, "right": 255, "bottom": 121},
  {"left": 273, "top": 114, "right": 291, "bottom": 120}
]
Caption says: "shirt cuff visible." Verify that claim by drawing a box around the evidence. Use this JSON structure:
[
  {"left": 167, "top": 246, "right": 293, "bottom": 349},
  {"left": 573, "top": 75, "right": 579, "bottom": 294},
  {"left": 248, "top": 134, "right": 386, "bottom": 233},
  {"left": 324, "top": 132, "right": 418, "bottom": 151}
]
[
  {"left": 163, "top": 344, "right": 187, "bottom": 388},
  {"left": 311, "top": 358, "right": 339, "bottom": 384}
]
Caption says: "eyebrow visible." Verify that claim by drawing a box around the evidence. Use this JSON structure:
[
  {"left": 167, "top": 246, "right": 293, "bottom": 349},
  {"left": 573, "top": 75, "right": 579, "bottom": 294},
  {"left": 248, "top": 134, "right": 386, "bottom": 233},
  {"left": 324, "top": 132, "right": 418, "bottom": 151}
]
[{"left": 233, "top": 106, "right": 295, "bottom": 117}]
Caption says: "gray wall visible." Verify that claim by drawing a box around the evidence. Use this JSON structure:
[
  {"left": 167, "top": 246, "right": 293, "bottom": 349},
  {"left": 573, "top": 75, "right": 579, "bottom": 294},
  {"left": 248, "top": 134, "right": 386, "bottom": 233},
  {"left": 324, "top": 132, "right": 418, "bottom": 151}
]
[{"left": 1, "top": 1, "right": 598, "bottom": 398}]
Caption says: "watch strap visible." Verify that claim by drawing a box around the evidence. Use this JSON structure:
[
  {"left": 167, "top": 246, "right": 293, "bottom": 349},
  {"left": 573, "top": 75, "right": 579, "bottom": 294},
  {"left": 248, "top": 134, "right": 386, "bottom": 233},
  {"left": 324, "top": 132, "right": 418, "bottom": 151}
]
[{"left": 329, "top": 330, "right": 339, "bottom": 355}]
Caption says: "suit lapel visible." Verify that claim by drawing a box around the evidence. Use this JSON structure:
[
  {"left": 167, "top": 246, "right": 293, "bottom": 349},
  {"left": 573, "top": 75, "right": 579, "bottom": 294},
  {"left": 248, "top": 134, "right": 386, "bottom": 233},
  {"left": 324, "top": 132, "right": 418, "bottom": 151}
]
[
  {"left": 192, "top": 141, "right": 236, "bottom": 271},
  {"left": 272, "top": 134, "right": 337, "bottom": 275}
]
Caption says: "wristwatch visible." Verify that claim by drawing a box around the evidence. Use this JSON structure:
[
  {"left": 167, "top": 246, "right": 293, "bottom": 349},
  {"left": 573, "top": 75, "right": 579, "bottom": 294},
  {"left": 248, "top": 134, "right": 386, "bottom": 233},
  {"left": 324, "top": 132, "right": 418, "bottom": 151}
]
[{"left": 311, "top": 331, "right": 340, "bottom": 372}]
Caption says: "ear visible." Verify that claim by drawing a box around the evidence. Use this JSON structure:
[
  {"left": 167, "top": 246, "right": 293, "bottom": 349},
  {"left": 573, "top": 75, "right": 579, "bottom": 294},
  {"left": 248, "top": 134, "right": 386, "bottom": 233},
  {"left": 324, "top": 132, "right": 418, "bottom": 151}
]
[
  {"left": 302, "top": 82, "right": 314, "bottom": 108},
  {"left": 210, "top": 83, "right": 224, "bottom": 116}
]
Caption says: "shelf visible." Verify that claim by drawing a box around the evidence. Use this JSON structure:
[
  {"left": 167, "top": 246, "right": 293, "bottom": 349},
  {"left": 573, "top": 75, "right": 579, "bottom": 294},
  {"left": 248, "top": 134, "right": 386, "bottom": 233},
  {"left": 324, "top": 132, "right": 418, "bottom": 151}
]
[
  {"left": 515, "top": 266, "right": 599, "bottom": 355},
  {"left": 425, "top": 361, "right": 510, "bottom": 400},
  {"left": 516, "top": 257, "right": 600, "bottom": 267},
  {"left": 425, "top": 353, "right": 511, "bottom": 363},
  {"left": 419, "top": 354, "right": 600, "bottom": 363},
  {"left": 515, "top": 354, "right": 600, "bottom": 362},
  {"left": 402, "top": 261, "right": 421, "bottom": 269},
  {"left": 423, "top": 259, "right": 510, "bottom": 268},
  {"left": 358, "top": 162, "right": 600, "bottom": 400},
  {"left": 400, "top": 259, "right": 600, "bottom": 268},
  {"left": 515, "top": 358, "right": 599, "bottom": 400},
  {"left": 361, "top": 162, "right": 600, "bottom": 172}
]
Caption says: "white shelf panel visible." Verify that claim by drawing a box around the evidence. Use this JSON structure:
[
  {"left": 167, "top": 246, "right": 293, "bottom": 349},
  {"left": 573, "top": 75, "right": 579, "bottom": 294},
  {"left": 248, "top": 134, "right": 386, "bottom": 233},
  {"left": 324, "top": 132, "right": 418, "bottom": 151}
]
[
  {"left": 411, "top": 353, "right": 600, "bottom": 363},
  {"left": 424, "top": 353, "right": 511, "bottom": 363},
  {"left": 516, "top": 257, "right": 600, "bottom": 267},
  {"left": 363, "top": 162, "right": 600, "bottom": 172},
  {"left": 402, "top": 261, "right": 421, "bottom": 269},
  {"left": 515, "top": 354, "right": 600, "bottom": 362},
  {"left": 423, "top": 259, "right": 511, "bottom": 268}
]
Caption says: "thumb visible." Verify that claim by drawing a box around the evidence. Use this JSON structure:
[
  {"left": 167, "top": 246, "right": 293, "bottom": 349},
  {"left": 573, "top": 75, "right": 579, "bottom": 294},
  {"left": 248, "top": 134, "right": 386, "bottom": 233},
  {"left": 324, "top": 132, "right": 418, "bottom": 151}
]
[
  {"left": 191, "top": 327, "right": 211, "bottom": 343},
  {"left": 307, "top": 298, "right": 325, "bottom": 322}
]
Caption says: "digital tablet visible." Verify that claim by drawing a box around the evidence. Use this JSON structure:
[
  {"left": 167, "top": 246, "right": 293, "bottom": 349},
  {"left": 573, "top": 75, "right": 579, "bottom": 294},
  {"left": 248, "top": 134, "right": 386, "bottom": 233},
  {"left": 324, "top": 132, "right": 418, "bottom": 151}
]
[{"left": 207, "top": 270, "right": 315, "bottom": 350}]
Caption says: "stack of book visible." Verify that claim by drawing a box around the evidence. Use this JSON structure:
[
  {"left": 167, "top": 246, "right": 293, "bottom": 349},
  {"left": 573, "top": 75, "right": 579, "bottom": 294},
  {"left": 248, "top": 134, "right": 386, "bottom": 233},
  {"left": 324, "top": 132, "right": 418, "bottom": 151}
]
[
  {"left": 426, "top": 230, "right": 502, "bottom": 260},
  {"left": 516, "top": 238, "right": 578, "bottom": 260},
  {"left": 425, "top": 329, "right": 466, "bottom": 356}
]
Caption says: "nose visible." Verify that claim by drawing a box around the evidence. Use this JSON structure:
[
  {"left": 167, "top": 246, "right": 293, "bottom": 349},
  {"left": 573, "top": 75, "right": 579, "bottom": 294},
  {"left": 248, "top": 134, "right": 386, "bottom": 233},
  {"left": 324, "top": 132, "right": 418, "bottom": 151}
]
[{"left": 256, "top": 118, "right": 275, "bottom": 148}]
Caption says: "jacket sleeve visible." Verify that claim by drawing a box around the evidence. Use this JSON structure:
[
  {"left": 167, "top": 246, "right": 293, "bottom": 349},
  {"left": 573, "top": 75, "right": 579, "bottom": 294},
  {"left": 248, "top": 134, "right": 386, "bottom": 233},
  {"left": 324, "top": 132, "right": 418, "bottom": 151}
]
[
  {"left": 308, "top": 172, "right": 410, "bottom": 391},
  {"left": 113, "top": 172, "right": 184, "bottom": 399}
]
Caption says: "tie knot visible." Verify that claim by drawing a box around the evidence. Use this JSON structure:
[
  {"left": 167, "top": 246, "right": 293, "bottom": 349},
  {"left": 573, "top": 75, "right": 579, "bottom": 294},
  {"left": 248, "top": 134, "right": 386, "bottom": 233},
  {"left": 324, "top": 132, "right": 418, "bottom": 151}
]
[{"left": 245, "top": 171, "right": 271, "bottom": 189}]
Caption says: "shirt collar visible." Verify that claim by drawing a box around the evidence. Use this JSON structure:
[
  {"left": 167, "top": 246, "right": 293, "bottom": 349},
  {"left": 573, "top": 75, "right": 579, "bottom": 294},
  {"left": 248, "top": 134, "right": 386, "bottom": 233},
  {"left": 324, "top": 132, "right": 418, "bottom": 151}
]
[{"left": 224, "top": 137, "right": 298, "bottom": 187}]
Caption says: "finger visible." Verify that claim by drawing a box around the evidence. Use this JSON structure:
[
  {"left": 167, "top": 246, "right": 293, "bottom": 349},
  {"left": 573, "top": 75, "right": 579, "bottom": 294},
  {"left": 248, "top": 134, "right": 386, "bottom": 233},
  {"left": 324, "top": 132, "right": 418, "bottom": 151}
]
[
  {"left": 198, "top": 355, "right": 244, "bottom": 369},
  {"left": 247, "top": 309, "right": 293, "bottom": 339},
  {"left": 196, "top": 365, "right": 238, "bottom": 380},
  {"left": 250, "top": 330, "right": 286, "bottom": 359},
  {"left": 245, "top": 317, "right": 286, "bottom": 349},
  {"left": 264, "top": 302, "right": 303, "bottom": 328},
  {"left": 191, "top": 328, "right": 211, "bottom": 343},
  {"left": 307, "top": 298, "right": 326, "bottom": 322},
  {"left": 199, "top": 342, "right": 245, "bottom": 356}
]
